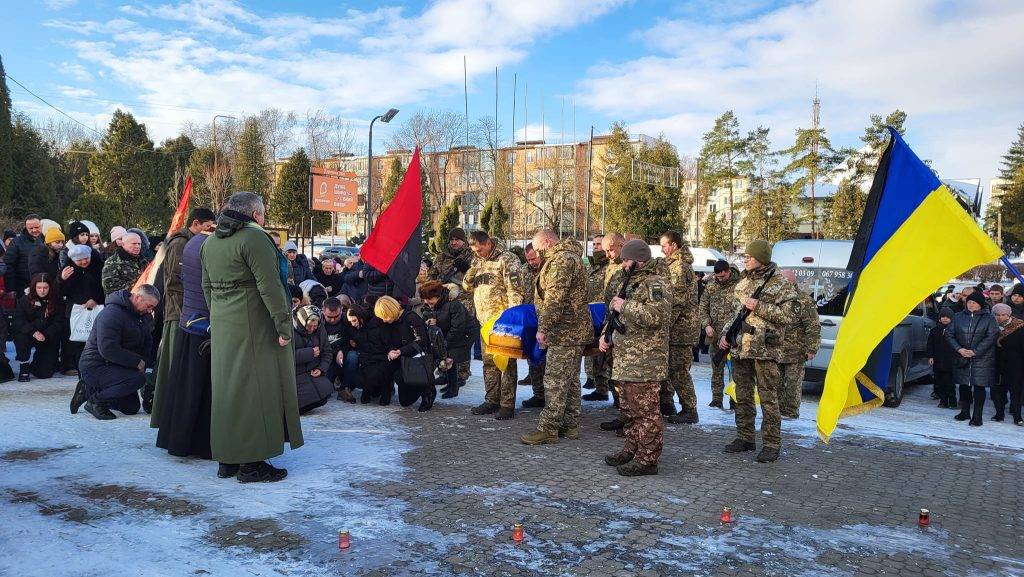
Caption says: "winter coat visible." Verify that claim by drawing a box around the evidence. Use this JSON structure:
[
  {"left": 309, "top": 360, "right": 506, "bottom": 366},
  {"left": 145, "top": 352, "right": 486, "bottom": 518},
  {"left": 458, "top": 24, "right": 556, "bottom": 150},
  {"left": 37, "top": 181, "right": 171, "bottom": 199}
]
[
  {"left": 4, "top": 230, "right": 44, "bottom": 295},
  {"left": 161, "top": 229, "right": 193, "bottom": 323},
  {"left": 534, "top": 238, "right": 592, "bottom": 346},
  {"left": 610, "top": 258, "right": 672, "bottom": 382},
  {"left": 655, "top": 243, "right": 698, "bottom": 346},
  {"left": 101, "top": 248, "right": 147, "bottom": 296},
  {"left": 365, "top": 265, "right": 398, "bottom": 302},
  {"left": 60, "top": 252, "right": 105, "bottom": 312},
  {"left": 79, "top": 290, "right": 153, "bottom": 372},
  {"left": 926, "top": 323, "right": 957, "bottom": 373},
  {"left": 200, "top": 211, "right": 303, "bottom": 464},
  {"left": 586, "top": 252, "right": 609, "bottom": 303},
  {"left": 427, "top": 244, "right": 475, "bottom": 312},
  {"left": 780, "top": 291, "right": 821, "bottom": 364},
  {"left": 292, "top": 323, "right": 334, "bottom": 410},
  {"left": 733, "top": 263, "right": 800, "bottom": 363},
  {"left": 463, "top": 244, "right": 524, "bottom": 322},
  {"left": 28, "top": 245, "right": 62, "bottom": 286},
  {"left": 996, "top": 318, "right": 1024, "bottom": 392},
  {"left": 945, "top": 309, "right": 999, "bottom": 388},
  {"left": 323, "top": 317, "right": 353, "bottom": 356},
  {"left": 14, "top": 293, "right": 64, "bottom": 344},
  {"left": 699, "top": 266, "right": 740, "bottom": 336},
  {"left": 178, "top": 233, "right": 210, "bottom": 333},
  {"left": 382, "top": 309, "right": 431, "bottom": 358},
  {"left": 352, "top": 317, "right": 389, "bottom": 364},
  {"left": 313, "top": 268, "right": 344, "bottom": 297},
  {"left": 421, "top": 292, "right": 478, "bottom": 363},
  {"left": 340, "top": 261, "right": 368, "bottom": 303},
  {"left": 287, "top": 254, "right": 314, "bottom": 285}
]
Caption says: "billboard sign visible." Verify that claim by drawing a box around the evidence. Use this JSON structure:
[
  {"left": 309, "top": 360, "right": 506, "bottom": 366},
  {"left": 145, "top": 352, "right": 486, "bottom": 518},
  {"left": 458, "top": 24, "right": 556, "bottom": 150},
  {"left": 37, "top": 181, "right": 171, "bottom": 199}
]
[{"left": 310, "top": 168, "right": 358, "bottom": 213}]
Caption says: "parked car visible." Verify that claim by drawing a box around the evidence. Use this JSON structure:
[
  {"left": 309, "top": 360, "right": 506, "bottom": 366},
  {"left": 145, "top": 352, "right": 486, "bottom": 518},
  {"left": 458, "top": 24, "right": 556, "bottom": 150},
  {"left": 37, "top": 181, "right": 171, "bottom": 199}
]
[
  {"left": 319, "top": 245, "right": 360, "bottom": 261},
  {"left": 773, "top": 239, "right": 935, "bottom": 407}
]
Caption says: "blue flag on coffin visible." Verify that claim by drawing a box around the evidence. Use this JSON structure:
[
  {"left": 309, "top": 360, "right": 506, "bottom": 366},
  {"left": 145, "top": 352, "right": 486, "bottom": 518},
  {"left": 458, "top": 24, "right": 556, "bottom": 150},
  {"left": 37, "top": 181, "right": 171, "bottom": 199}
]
[
  {"left": 815, "top": 129, "right": 1002, "bottom": 442},
  {"left": 482, "top": 303, "right": 606, "bottom": 367}
]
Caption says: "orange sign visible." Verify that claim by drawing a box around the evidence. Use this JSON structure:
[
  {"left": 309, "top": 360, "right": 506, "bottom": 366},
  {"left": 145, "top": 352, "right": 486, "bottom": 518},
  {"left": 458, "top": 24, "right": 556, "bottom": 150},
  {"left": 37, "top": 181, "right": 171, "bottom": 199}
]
[{"left": 310, "top": 168, "right": 358, "bottom": 213}]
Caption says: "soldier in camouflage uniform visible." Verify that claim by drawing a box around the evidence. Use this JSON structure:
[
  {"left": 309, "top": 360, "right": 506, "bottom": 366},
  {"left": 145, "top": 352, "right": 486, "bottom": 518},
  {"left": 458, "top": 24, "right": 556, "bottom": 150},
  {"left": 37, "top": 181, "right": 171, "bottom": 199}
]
[
  {"left": 521, "top": 231, "right": 592, "bottom": 444},
  {"left": 600, "top": 240, "right": 671, "bottom": 476},
  {"left": 582, "top": 236, "right": 610, "bottom": 401},
  {"left": 598, "top": 233, "right": 627, "bottom": 431},
  {"left": 463, "top": 230, "right": 525, "bottom": 420},
  {"left": 520, "top": 243, "right": 547, "bottom": 408},
  {"left": 657, "top": 230, "right": 701, "bottom": 424},
  {"left": 700, "top": 260, "right": 741, "bottom": 408},
  {"left": 777, "top": 269, "right": 821, "bottom": 419},
  {"left": 101, "top": 232, "right": 149, "bottom": 295},
  {"left": 427, "top": 228, "right": 475, "bottom": 386},
  {"left": 719, "top": 240, "right": 800, "bottom": 463}
]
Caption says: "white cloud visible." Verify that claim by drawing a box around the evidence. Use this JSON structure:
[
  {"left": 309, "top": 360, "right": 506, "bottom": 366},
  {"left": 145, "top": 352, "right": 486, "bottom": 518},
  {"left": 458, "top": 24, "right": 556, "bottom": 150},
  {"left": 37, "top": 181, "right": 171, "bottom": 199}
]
[
  {"left": 43, "top": 0, "right": 77, "bottom": 10},
  {"left": 515, "top": 123, "right": 558, "bottom": 143},
  {"left": 58, "top": 85, "right": 96, "bottom": 98},
  {"left": 578, "top": 0, "right": 1024, "bottom": 183}
]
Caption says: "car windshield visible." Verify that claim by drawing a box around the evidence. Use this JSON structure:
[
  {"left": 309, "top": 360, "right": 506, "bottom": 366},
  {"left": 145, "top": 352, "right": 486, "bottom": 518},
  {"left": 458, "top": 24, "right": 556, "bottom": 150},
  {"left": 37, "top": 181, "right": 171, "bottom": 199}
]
[{"left": 784, "top": 267, "right": 853, "bottom": 317}]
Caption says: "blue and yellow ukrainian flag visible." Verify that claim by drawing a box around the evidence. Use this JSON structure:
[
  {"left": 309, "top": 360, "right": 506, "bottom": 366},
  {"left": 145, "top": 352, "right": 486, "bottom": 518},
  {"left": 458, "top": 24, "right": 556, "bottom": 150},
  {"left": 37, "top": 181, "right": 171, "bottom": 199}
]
[{"left": 816, "top": 129, "right": 1001, "bottom": 442}]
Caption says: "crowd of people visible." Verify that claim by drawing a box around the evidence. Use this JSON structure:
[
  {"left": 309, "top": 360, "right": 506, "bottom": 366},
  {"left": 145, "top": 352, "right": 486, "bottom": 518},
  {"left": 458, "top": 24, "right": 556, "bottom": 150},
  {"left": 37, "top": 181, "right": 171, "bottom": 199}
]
[{"left": 2, "top": 190, "right": 1023, "bottom": 481}]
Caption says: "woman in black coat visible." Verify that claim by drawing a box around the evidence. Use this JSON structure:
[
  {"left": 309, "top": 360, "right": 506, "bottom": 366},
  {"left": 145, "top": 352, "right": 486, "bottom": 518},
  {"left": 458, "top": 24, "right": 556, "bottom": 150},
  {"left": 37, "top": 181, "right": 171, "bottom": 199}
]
[
  {"left": 349, "top": 305, "right": 393, "bottom": 405},
  {"left": 993, "top": 303, "right": 1024, "bottom": 425},
  {"left": 292, "top": 305, "right": 334, "bottom": 415},
  {"left": 419, "top": 280, "right": 479, "bottom": 398},
  {"left": 58, "top": 245, "right": 105, "bottom": 375},
  {"left": 945, "top": 292, "right": 1000, "bottom": 426},
  {"left": 926, "top": 307, "right": 958, "bottom": 408},
  {"left": 375, "top": 296, "right": 435, "bottom": 411},
  {"left": 13, "top": 273, "right": 64, "bottom": 381},
  {"left": 340, "top": 258, "right": 368, "bottom": 304}
]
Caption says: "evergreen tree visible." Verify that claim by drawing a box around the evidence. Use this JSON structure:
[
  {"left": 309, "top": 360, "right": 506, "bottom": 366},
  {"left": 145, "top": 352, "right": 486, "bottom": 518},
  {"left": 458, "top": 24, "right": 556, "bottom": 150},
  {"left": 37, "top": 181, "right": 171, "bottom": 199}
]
[
  {"left": 0, "top": 56, "right": 14, "bottom": 206},
  {"left": 51, "top": 138, "right": 95, "bottom": 223},
  {"left": 480, "top": 196, "right": 509, "bottom": 240},
  {"left": 777, "top": 125, "right": 843, "bottom": 236},
  {"left": 603, "top": 122, "right": 642, "bottom": 234},
  {"left": 997, "top": 165, "right": 1024, "bottom": 251},
  {"left": 821, "top": 179, "right": 866, "bottom": 240},
  {"left": 87, "top": 109, "right": 171, "bottom": 230},
  {"left": 1000, "top": 123, "right": 1024, "bottom": 181},
  {"left": 699, "top": 111, "right": 746, "bottom": 249},
  {"left": 68, "top": 192, "right": 122, "bottom": 235},
  {"left": 430, "top": 199, "right": 460, "bottom": 255},
  {"left": 271, "top": 148, "right": 313, "bottom": 231},
  {"left": 701, "top": 212, "right": 729, "bottom": 251},
  {"left": 185, "top": 146, "right": 216, "bottom": 209},
  {"left": 9, "top": 114, "right": 56, "bottom": 217},
  {"left": 611, "top": 136, "right": 682, "bottom": 240},
  {"left": 381, "top": 156, "right": 404, "bottom": 209},
  {"left": 848, "top": 110, "right": 907, "bottom": 187},
  {"left": 233, "top": 117, "right": 269, "bottom": 195}
]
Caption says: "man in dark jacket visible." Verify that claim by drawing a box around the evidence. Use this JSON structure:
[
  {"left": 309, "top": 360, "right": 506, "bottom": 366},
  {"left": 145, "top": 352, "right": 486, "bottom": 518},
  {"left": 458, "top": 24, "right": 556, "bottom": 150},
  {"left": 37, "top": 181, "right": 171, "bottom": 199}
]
[
  {"left": 1010, "top": 284, "right": 1024, "bottom": 320},
  {"left": 71, "top": 286, "right": 160, "bottom": 420},
  {"left": 927, "top": 307, "right": 958, "bottom": 408},
  {"left": 322, "top": 297, "right": 358, "bottom": 401},
  {"left": 29, "top": 228, "right": 66, "bottom": 284},
  {"left": 59, "top": 244, "right": 105, "bottom": 375},
  {"left": 4, "top": 215, "right": 44, "bottom": 297},
  {"left": 420, "top": 280, "right": 478, "bottom": 399},
  {"left": 313, "top": 259, "right": 345, "bottom": 297}
]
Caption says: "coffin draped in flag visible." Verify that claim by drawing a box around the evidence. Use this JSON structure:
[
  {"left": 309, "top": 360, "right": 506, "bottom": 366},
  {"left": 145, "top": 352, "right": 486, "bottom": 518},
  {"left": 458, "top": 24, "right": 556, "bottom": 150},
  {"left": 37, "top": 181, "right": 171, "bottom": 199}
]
[
  {"left": 133, "top": 176, "right": 192, "bottom": 290},
  {"left": 815, "top": 129, "right": 1001, "bottom": 442},
  {"left": 360, "top": 148, "right": 423, "bottom": 298},
  {"left": 481, "top": 303, "right": 606, "bottom": 370}
]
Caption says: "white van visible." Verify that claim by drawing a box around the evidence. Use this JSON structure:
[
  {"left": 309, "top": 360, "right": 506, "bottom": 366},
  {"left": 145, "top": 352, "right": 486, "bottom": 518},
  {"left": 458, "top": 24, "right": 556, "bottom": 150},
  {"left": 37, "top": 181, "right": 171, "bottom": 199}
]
[{"left": 772, "top": 239, "right": 936, "bottom": 407}]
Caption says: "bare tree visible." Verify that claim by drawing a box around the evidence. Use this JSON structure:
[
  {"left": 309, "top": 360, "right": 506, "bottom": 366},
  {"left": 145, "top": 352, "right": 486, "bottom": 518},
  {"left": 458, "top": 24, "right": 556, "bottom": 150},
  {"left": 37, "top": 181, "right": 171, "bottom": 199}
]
[
  {"left": 390, "top": 110, "right": 465, "bottom": 214},
  {"left": 258, "top": 108, "right": 297, "bottom": 165},
  {"left": 304, "top": 109, "right": 334, "bottom": 163},
  {"left": 328, "top": 117, "right": 355, "bottom": 158}
]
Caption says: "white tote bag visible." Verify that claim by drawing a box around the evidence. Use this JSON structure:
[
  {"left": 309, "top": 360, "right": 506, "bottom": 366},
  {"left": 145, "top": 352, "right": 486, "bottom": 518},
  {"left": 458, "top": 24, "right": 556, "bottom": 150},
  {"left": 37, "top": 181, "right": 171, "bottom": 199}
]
[{"left": 69, "top": 304, "right": 104, "bottom": 342}]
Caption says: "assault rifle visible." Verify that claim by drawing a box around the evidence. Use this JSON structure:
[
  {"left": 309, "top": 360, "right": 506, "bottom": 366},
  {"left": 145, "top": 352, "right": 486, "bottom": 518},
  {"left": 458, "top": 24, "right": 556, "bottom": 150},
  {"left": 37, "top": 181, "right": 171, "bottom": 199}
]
[
  {"left": 711, "top": 268, "right": 776, "bottom": 367},
  {"left": 601, "top": 262, "right": 637, "bottom": 345}
]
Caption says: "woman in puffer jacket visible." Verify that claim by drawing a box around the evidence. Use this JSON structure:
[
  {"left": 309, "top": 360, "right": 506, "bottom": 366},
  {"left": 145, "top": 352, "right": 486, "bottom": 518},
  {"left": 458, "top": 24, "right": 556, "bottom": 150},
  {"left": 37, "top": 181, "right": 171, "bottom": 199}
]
[{"left": 292, "top": 305, "right": 334, "bottom": 414}]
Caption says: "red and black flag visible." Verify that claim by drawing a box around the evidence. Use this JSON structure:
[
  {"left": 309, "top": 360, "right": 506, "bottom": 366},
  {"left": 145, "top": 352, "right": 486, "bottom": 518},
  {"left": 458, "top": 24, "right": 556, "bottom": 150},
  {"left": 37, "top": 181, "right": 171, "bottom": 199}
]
[{"left": 360, "top": 148, "right": 423, "bottom": 298}]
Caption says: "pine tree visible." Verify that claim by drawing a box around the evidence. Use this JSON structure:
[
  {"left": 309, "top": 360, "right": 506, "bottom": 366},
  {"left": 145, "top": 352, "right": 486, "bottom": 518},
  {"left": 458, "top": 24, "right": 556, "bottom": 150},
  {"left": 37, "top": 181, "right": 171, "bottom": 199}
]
[
  {"left": 430, "top": 199, "right": 460, "bottom": 255},
  {"left": 702, "top": 212, "right": 729, "bottom": 251},
  {"left": 381, "top": 156, "right": 404, "bottom": 209},
  {"left": 848, "top": 110, "right": 907, "bottom": 187},
  {"left": 1000, "top": 124, "right": 1024, "bottom": 181},
  {"left": 480, "top": 195, "right": 509, "bottom": 240},
  {"left": 233, "top": 117, "right": 269, "bottom": 195},
  {"left": 778, "top": 125, "right": 843, "bottom": 236},
  {"left": 0, "top": 55, "right": 14, "bottom": 207},
  {"left": 699, "top": 111, "right": 746, "bottom": 249},
  {"left": 271, "top": 148, "right": 313, "bottom": 231},
  {"left": 68, "top": 192, "right": 122, "bottom": 235},
  {"left": 821, "top": 179, "right": 867, "bottom": 240},
  {"left": 997, "top": 165, "right": 1024, "bottom": 251},
  {"left": 603, "top": 122, "right": 642, "bottom": 234},
  {"left": 10, "top": 114, "right": 56, "bottom": 218}
]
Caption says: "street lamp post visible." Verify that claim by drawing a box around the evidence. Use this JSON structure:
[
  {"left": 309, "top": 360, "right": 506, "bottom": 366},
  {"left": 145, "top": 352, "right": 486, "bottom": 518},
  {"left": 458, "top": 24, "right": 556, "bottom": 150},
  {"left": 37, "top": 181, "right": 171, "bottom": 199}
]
[{"left": 366, "top": 108, "right": 399, "bottom": 235}]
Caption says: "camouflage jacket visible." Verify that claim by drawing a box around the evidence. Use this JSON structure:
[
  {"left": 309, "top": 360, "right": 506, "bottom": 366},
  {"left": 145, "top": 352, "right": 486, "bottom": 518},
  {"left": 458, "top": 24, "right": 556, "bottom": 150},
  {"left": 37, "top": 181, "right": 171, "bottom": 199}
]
[
  {"left": 780, "top": 290, "right": 821, "bottom": 364},
  {"left": 699, "top": 266, "right": 741, "bottom": 336},
  {"left": 603, "top": 257, "right": 625, "bottom": 304},
  {"left": 429, "top": 244, "right": 475, "bottom": 313},
  {"left": 586, "top": 251, "right": 609, "bottom": 303},
  {"left": 535, "top": 238, "right": 591, "bottom": 346},
  {"left": 733, "top": 262, "right": 800, "bottom": 362},
  {"left": 463, "top": 244, "right": 524, "bottom": 321},
  {"left": 101, "top": 249, "right": 148, "bottom": 296},
  {"left": 522, "top": 264, "right": 540, "bottom": 304},
  {"left": 610, "top": 259, "right": 672, "bottom": 382},
  {"left": 656, "top": 246, "right": 698, "bottom": 345}
]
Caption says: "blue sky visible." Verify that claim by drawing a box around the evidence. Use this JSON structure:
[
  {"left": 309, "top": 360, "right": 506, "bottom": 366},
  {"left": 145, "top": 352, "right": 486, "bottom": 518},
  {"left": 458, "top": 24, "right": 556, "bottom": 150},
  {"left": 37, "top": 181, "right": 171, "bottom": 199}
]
[{"left": 2, "top": 0, "right": 1022, "bottom": 190}]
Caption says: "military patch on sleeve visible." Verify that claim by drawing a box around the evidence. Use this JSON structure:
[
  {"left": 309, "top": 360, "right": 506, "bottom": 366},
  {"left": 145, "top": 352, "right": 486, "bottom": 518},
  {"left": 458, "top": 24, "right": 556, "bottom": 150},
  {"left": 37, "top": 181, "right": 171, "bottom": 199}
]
[{"left": 649, "top": 282, "right": 665, "bottom": 301}]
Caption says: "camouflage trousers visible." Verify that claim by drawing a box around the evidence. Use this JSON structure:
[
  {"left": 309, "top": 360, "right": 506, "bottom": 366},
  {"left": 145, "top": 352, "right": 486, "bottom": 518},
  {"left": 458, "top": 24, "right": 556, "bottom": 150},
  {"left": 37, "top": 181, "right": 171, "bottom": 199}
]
[
  {"left": 483, "top": 352, "right": 518, "bottom": 409},
  {"left": 458, "top": 361, "right": 471, "bottom": 383},
  {"left": 710, "top": 360, "right": 726, "bottom": 402},
  {"left": 537, "top": 345, "right": 583, "bottom": 433},
  {"left": 660, "top": 344, "right": 696, "bottom": 411},
  {"left": 528, "top": 362, "right": 545, "bottom": 399},
  {"left": 619, "top": 380, "right": 664, "bottom": 465},
  {"left": 585, "top": 353, "right": 610, "bottom": 393},
  {"left": 779, "top": 362, "right": 805, "bottom": 419},
  {"left": 732, "top": 358, "right": 782, "bottom": 449}
]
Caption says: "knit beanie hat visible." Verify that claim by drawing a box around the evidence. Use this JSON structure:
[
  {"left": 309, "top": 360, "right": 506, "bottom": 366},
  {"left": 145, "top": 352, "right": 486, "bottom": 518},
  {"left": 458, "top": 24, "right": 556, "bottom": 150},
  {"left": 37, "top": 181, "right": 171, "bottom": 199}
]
[
  {"left": 283, "top": 240, "right": 298, "bottom": 252},
  {"left": 68, "top": 221, "right": 90, "bottom": 241},
  {"left": 110, "top": 226, "right": 127, "bottom": 243},
  {"left": 938, "top": 307, "right": 955, "bottom": 321},
  {"left": 44, "top": 228, "right": 66, "bottom": 245},
  {"left": 620, "top": 239, "right": 652, "bottom": 262},
  {"left": 744, "top": 240, "right": 772, "bottom": 265},
  {"left": 448, "top": 227, "right": 467, "bottom": 243},
  {"left": 81, "top": 220, "right": 100, "bottom": 236},
  {"left": 67, "top": 244, "right": 92, "bottom": 261},
  {"left": 992, "top": 303, "right": 1012, "bottom": 316},
  {"left": 374, "top": 295, "right": 403, "bottom": 323},
  {"left": 966, "top": 290, "right": 987, "bottom": 308},
  {"left": 1011, "top": 284, "right": 1024, "bottom": 298}
]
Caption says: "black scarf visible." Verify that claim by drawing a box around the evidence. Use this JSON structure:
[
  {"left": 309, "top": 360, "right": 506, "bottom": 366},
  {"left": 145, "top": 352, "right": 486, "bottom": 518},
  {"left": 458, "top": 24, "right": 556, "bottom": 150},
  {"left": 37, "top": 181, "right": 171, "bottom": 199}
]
[{"left": 222, "top": 209, "right": 256, "bottom": 225}]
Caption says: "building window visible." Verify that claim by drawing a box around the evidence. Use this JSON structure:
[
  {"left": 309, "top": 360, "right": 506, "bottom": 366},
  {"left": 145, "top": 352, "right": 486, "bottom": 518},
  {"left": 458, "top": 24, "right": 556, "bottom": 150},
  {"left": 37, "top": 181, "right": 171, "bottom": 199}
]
[{"left": 526, "top": 151, "right": 535, "bottom": 163}]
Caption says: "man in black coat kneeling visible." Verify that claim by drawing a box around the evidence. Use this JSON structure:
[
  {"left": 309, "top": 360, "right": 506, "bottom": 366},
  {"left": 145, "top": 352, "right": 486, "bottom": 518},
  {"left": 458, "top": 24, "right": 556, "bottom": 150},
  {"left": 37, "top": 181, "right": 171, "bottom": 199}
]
[{"left": 71, "top": 285, "right": 160, "bottom": 420}]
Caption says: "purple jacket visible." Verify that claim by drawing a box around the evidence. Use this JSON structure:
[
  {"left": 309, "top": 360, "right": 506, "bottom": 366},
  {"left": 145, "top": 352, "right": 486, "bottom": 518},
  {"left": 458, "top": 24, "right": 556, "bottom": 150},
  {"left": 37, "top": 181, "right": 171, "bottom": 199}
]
[{"left": 178, "top": 233, "right": 210, "bottom": 335}]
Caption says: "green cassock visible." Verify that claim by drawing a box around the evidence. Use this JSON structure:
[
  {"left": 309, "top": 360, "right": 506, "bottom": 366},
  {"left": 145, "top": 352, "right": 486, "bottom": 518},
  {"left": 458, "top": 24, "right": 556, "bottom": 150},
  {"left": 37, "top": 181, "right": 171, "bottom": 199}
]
[{"left": 201, "top": 214, "right": 303, "bottom": 464}]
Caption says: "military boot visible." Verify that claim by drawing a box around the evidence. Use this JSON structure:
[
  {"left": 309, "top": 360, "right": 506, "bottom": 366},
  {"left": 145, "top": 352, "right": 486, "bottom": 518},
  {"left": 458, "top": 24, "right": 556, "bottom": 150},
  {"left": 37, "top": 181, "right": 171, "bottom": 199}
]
[
  {"left": 603, "top": 451, "right": 633, "bottom": 466},
  {"left": 599, "top": 418, "right": 624, "bottom": 431},
  {"left": 495, "top": 407, "right": 515, "bottom": 420},
  {"left": 582, "top": 390, "right": 609, "bottom": 401},
  {"left": 70, "top": 380, "right": 88, "bottom": 415},
  {"left": 520, "top": 429, "right": 558, "bottom": 445},
  {"left": 723, "top": 438, "right": 756, "bottom": 453},
  {"left": 84, "top": 401, "right": 116, "bottom": 421},
  {"left": 471, "top": 402, "right": 498, "bottom": 415},
  {"left": 667, "top": 408, "right": 698, "bottom": 424},
  {"left": 616, "top": 461, "right": 658, "bottom": 477},
  {"left": 521, "top": 396, "right": 545, "bottom": 408},
  {"left": 756, "top": 447, "right": 780, "bottom": 463},
  {"left": 558, "top": 427, "right": 580, "bottom": 440}
]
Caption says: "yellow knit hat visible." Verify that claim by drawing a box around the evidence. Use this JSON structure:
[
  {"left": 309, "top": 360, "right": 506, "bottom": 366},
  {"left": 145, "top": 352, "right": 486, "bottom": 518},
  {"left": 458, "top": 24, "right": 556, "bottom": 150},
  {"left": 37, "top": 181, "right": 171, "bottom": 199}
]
[
  {"left": 374, "top": 296, "right": 403, "bottom": 323},
  {"left": 44, "top": 228, "right": 66, "bottom": 245}
]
